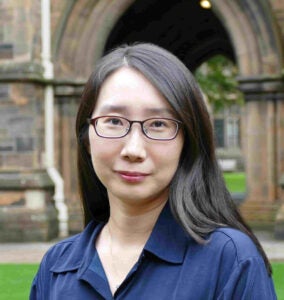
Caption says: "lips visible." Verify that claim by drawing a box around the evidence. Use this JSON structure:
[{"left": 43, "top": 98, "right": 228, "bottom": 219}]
[{"left": 116, "top": 171, "right": 149, "bottom": 183}]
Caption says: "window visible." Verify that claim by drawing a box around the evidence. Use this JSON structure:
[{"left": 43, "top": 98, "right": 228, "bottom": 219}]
[{"left": 214, "top": 107, "right": 241, "bottom": 149}]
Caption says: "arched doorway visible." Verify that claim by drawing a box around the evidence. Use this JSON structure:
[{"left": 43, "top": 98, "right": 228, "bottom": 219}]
[
  {"left": 54, "top": 0, "right": 284, "bottom": 233},
  {"left": 104, "top": 0, "right": 234, "bottom": 71}
]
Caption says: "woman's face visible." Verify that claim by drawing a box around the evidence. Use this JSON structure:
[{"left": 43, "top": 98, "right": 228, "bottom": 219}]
[{"left": 89, "top": 67, "right": 184, "bottom": 209}]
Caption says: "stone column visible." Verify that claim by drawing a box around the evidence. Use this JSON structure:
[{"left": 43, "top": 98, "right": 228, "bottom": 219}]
[
  {"left": 275, "top": 93, "right": 284, "bottom": 239},
  {"left": 238, "top": 76, "right": 284, "bottom": 230},
  {"left": 275, "top": 175, "right": 284, "bottom": 239},
  {"left": 54, "top": 83, "right": 85, "bottom": 234}
]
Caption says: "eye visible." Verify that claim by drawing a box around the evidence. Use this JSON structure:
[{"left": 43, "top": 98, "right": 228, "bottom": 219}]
[
  {"left": 103, "top": 117, "right": 124, "bottom": 126},
  {"left": 149, "top": 119, "right": 168, "bottom": 128}
]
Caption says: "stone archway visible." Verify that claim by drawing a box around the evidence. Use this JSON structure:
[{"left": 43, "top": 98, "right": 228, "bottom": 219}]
[
  {"left": 53, "top": 0, "right": 284, "bottom": 232},
  {"left": 212, "top": 0, "right": 283, "bottom": 75},
  {"left": 211, "top": 0, "right": 284, "bottom": 228},
  {"left": 54, "top": 0, "right": 136, "bottom": 79}
]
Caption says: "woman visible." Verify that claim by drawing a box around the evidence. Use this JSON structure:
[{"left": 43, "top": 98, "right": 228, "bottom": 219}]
[{"left": 30, "top": 43, "right": 276, "bottom": 299}]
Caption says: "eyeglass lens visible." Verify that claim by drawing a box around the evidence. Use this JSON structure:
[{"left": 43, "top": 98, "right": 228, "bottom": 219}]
[{"left": 93, "top": 116, "right": 179, "bottom": 140}]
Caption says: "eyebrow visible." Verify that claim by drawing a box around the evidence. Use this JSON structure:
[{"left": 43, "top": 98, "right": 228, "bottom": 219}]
[
  {"left": 99, "top": 105, "right": 128, "bottom": 114},
  {"left": 99, "top": 105, "right": 175, "bottom": 116}
]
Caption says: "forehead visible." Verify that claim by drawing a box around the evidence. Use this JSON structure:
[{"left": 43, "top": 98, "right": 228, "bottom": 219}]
[{"left": 93, "top": 67, "right": 174, "bottom": 117}]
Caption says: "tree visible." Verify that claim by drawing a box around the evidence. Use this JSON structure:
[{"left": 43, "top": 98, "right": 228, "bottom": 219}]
[{"left": 195, "top": 55, "right": 244, "bottom": 113}]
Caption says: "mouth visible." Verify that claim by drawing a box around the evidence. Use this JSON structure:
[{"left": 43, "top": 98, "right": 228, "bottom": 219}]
[{"left": 116, "top": 171, "right": 149, "bottom": 183}]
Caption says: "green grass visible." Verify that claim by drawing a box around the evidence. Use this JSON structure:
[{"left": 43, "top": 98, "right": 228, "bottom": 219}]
[
  {"left": 0, "top": 264, "right": 38, "bottom": 300},
  {"left": 223, "top": 171, "right": 246, "bottom": 193},
  {"left": 273, "top": 263, "right": 284, "bottom": 300},
  {"left": 0, "top": 263, "right": 283, "bottom": 299}
]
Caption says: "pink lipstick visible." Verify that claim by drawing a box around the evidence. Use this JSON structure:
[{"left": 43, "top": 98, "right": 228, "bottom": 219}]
[{"left": 116, "top": 171, "right": 148, "bottom": 183}]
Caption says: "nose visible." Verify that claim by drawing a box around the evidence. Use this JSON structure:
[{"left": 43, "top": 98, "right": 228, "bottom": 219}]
[{"left": 120, "top": 124, "right": 146, "bottom": 162}]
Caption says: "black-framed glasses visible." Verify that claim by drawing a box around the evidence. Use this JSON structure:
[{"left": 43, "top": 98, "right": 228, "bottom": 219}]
[{"left": 87, "top": 116, "right": 183, "bottom": 140}]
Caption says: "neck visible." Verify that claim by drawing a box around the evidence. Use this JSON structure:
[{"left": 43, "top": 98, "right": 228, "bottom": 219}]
[{"left": 107, "top": 198, "right": 167, "bottom": 245}]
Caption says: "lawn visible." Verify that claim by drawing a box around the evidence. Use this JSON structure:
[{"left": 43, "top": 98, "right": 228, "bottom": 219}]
[
  {"left": 223, "top": 171, "right": 246, "bottom": 193},
  {"left": 272, "top": 263, "right": 284, "bottom": 299},
  {"left": 0, "top": 264, "right": 38, "bottom": 299},
  {"left": 0, "top": 263, "right": 283, "bottom": 299}
]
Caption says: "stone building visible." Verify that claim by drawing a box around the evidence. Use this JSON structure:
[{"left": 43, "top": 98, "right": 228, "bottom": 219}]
[{"left": 0, "top": 0, "right": 284, "bottom": 241}]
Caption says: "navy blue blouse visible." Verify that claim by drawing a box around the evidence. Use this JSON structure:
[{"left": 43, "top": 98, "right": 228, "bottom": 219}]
[{"left": 30, "top": 203, "right": 276, "bottom": 299}]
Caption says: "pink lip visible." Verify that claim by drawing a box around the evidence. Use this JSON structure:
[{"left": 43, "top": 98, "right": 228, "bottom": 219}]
[{"left": 116, "top": 171, "right": 149, "bottom": 183}]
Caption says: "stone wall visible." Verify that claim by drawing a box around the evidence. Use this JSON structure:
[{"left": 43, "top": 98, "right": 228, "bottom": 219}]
[
  {"left": 0, "top": 80, "right": 59, "bottom": 241},
  {"left": 0, "top": 0, "right": 284, "bottom": 241},
  {"left": 0, "top": 170, "right": 58, "bottom": 242},
  {"left": 0, "top": 0, "right": 41, "bottom": 63},
  {"left": 270, "top": 0, "right": 284, "bottom": 38},
  {"left": 0, "top": 1, "right": 59, "bottom": 242},
  {"left": 0, "top": 83, "right": 44, "bottom": 170}
]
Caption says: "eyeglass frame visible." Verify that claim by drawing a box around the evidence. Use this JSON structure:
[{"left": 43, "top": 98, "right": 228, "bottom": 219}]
[{"left": 87, "top": 115, "right": 183, "bottom": 141}]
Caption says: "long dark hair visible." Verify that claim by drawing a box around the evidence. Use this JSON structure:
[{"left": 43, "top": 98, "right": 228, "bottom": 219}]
[{"left": 75, "top": 43, "right": 272, "bottom": 275}]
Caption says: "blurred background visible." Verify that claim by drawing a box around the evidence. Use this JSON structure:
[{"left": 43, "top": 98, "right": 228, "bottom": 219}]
[
  {"left": 0, "top": 0, "right": 283, "bottom": 243},
  {"left": 1, "top": 1, "right": 284, "bottom": 298}
]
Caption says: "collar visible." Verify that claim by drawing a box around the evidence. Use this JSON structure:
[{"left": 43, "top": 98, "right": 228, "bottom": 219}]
[
  {"left": 144, "top": 202, "right": 191, "bottom": 264},
  {"left": 50, "top": 221, "right": 104, "bottom": 274},
  {"left": 50, "top": 202, "right": 191, "bottom": 273}
]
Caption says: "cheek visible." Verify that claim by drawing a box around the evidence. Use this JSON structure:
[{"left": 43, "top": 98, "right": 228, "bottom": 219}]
[
  {"left": 155, "top": 141, "right": 183, "bottom": 173},
  {"left": 89, "top": 142, "right": 115, "bottom": 189},
  {"left": 89, "top": 128, "right": 108, "bottom": 169},
  {"left": 88, "top": 128, "right": 121, "bottom": 176},
  {"left": 89, "top": 141, "right": 111, "bottom": 166},
  {"left": 168, "top": 136, "right": 184, "bottom": 166}
]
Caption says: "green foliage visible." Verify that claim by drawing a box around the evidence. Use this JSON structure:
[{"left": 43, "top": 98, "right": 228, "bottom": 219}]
[{"left": 195, "top": 55, "right": 244, "bottom": 112}]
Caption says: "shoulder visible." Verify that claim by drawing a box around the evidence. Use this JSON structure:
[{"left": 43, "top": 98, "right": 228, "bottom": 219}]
[
  {"left": 209, "top": 227, "right": 261, "bottom": 263},
  {"left": 209, "top": 228, "right": 276, "bottom": 298},
  {"left": 43, "top": 234, "right": 80, "bottom": 264},
  {"left": 40, "top": 221, "right": 101, "bottom": 271},
  {"left": 184, "top": 227, "right": 262, "bottom": 269},
  {"left": 30, "top": 221, "right": 103, "bottom": 298}
]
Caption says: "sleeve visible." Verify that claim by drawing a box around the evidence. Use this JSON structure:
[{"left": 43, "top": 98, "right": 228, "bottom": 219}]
[
  {"left": 218, "top": 256, "right": 277, "bottom": 300},
  {"left": 29, "top": 274, "right": 39, "bottom": 300},
  {"left": 28, "top": 238, "right": 76, "bottom": 299},
  {"left": 29, "top": 249, "right": 52, "bottom": 300}
]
